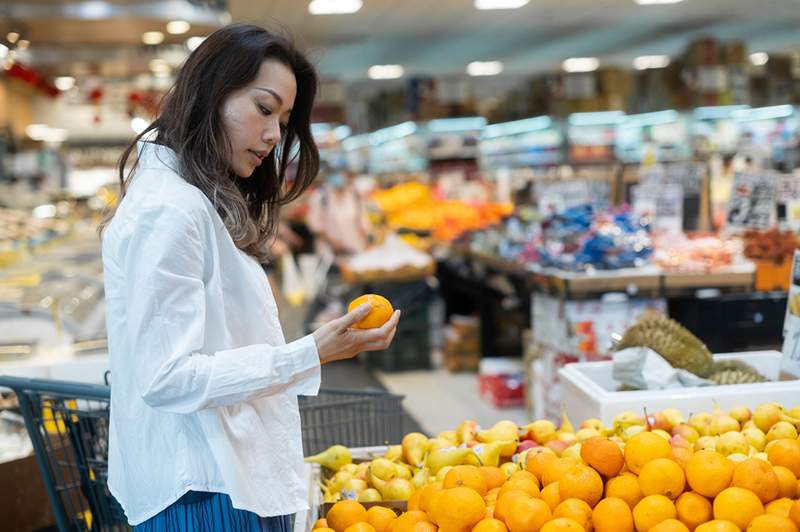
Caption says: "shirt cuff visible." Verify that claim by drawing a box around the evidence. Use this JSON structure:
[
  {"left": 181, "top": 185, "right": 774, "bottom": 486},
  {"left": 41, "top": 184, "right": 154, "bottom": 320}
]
[{"left": 283, "top": 334, "right": 321, "bottom": 397}]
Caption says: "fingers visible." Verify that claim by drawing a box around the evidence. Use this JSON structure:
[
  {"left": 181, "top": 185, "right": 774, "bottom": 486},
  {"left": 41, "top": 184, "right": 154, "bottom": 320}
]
[
  {"left": 336, "top": 303, "right": 372, "bottom": 330},
  {"left": 353, "top": 310, "right": 401, "bottom": 351}
]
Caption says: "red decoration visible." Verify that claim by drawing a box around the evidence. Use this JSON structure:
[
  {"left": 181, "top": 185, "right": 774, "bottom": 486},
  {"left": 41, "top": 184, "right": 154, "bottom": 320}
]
[{"left": 4, "top": 61, "right": 60, "bottom": 98}]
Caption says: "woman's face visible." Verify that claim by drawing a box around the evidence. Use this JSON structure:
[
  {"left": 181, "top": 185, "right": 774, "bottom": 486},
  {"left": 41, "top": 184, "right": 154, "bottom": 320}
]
[{"left": 221, "top": 58, "right": 297, "bottom": 178}]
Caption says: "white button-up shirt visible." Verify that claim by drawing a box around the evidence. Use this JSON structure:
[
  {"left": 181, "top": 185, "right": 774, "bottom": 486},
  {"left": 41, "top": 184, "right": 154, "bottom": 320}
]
[{"left": 102, "top": 140, "right": 321, "bottom": 525}]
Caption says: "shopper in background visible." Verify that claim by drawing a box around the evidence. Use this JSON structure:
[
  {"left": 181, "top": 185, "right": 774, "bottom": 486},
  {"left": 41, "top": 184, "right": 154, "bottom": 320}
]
[
  {"left": 307, "top": 160, "right": 371, "bottom": 260},
  {"left": 99, "top": 24, "right": 400, "bottom": 531}
]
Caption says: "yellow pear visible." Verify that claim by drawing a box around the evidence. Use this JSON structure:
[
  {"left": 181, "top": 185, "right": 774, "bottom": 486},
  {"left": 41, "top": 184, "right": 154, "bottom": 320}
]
[
  {"left": 456, "top": 420, "right": 480, "bottom": 444},
  {"left": 716, "top": 431, "right": 748, "bottom": 456},
  {"left": 473, "top": 441, "right": 511, "bottom": 467},
  {"left": 437, "top": 431, "right": 459, "bottom": 445},
  {"left": 561, "top": 443, "right": 582, "bottom": 461},
  {"left": 357, "top": 488, "right": 382, "bottom": 502},
  {"left": 354, "top": 462, "right": 370, "bottom": 480},
  {"left": 477, "top": 420, "right": 520, "bottom": 456},
  {"left": 694, "top": 435, "right": 717, "bottom": 452},
  {"left": 688, "top": 413, "right": 712, "bottom": 436},
  {"left": 370, "top": 458, "right": 398, "bottom": 481},
  {"left": 411, "top": 466, "right": 430, "bottom": 489},
  {"left": 730, "top": 406, "right": 752, "bottom": 424},
  {"left": 767, "top": 421, "right": 798, "bottom": 441},
  {"left": 341, "top": 478, "right": 368, "bottom": 499},
  {"left": 558, "top": 409, "right": 575, "bottom": 434},
  {"left": 304, "top": 445, "right": 352, "bottom": 470},
  {"left": 402, "top": 432, "right": 430, "bottom": 467},
  {"left": 522, "top": 419, "right": 557, "bottom": 444},
  {"left": 575, "top": 428, "right": 601, "bottom": 442},
  {"left": 500, "top": 461, "right": 520, "bottom": 477},
  {"left": 394, "top": 462, "right": 413, "bottom": 480},
  {"left": 427, "top": 437, "right": 455, "bottom": 453},
  {"left": 709, "top": 415, "right": 740, "bottom": 435},
  {"left": 327, "top": 470, "right": 354, "bottom": 493},
  {"left": 370, "top": 475, "right": 414, "bottom": 500},
  {"left": 426, "top": 446, "right": 473, "bottom": 475},
  {"left": 742, "top": 427, "right": 767, "bottom": 451},
  {"left": 383, "top": 445, "right": 403, "bottom": 462},
  {"left": 340, "top": 463, "right": 358, "bottom": 475}
]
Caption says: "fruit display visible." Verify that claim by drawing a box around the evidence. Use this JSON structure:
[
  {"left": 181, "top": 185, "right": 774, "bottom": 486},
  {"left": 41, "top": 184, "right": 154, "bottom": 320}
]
[
  {"left": 342, "top": 235, "right": 436, "bottom": 283},
  {"left": 653, "top": 233, "right": 746, "bottom": 274},
  {"left": 312, "top": 402, "right": 800, "bottom": 532},
  {"left": 744, "top": 229, "right": 798, "bottom": 264}
]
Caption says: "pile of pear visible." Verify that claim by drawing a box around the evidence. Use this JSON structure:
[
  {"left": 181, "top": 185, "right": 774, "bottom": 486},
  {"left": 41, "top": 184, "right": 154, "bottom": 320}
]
[{"left": 305, "top": 402, "right": 800, "bottom": 504}]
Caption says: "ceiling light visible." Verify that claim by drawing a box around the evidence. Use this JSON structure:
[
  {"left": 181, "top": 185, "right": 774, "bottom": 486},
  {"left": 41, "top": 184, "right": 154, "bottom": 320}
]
[
  {"left": 149, "top": 58, "right": 171, "bottom": 74},
  {"left": 54, "top": 76, "right": 76, "bottom": 91},
  {"left": 142, "top": 31, "right": 165, "bottom": 45},
  {"left": 186, "top": 36, "right": 206, "bottom": 51},
  {"left": 563, "top": 57, "right": 599, "bottom": 73},
  {"left": 467, "top": 61, "right": 504, "bottom": 76},
  {"left": 17, "top": 39, "right": 29, "bottom": 50},
  {"left": 131, "top": 117, "right": 149, "bottom": 134},
  {"left": 6, "top": 32, "right": 19, "bottom": 44},
  {"left": 634, "top": 0, "right": 683, "bottom": 4},
  {"left": 749, "top": 52, "right": 769, "bottom": 66},
  {"left": 368, "top": 64, "right": 404, "bottom": 80},
  {"left": 475, "top": 0, "right": 529, "bottom": 9},
  {"left": 166, "top": 20, "right": 191, "bottom": 35},
  {"left": 308, "top": 0, "right": 362, "bottom": 14},
  {"left": 633, "top": 55, "right": 671, "bottom": 70},
  {"left": 0, "top": 44, "right": 7, "bottom": 59}
]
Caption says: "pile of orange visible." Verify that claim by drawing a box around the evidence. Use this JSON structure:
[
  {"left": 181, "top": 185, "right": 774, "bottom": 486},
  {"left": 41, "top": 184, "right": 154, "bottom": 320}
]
[{"left": 323, "top": 431, "right": 800, "bottom": 532}]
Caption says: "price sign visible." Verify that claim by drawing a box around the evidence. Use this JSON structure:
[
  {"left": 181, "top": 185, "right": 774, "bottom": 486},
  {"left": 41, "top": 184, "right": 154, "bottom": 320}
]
[
  {"left": 631, "top": 183, "right": 684, "bottom": 233},
  {"left": 726, "top": 171, "right": 778, "bottom": 230}
]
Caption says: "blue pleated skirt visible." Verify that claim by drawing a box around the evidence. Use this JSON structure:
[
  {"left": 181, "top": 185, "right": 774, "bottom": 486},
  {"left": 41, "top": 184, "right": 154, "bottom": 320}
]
[{"left": 135, "top": 492, "right": 292, "bottom": 532}]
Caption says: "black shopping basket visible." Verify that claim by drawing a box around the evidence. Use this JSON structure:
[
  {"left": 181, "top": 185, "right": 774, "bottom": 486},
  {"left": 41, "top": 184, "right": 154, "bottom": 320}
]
[{"left": 0, "top": 376, "right": 405, "bottom": 531}]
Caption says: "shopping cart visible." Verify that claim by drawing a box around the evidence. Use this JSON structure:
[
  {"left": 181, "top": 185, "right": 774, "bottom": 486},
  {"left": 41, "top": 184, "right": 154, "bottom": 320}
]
[{"left": 0, "top": 376, "right": 406, "bottom": 532}]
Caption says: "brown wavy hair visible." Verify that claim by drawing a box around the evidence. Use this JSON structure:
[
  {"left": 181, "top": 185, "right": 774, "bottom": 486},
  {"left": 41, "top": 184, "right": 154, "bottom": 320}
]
[{"left": 101, "top": 24, "right": 319, "bottom": 263}]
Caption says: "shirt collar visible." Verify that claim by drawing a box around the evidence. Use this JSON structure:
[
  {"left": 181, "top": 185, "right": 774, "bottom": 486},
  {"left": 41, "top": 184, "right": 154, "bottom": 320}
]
[{"left": 137, "top": 136, "right": 180, "bottom": 173}]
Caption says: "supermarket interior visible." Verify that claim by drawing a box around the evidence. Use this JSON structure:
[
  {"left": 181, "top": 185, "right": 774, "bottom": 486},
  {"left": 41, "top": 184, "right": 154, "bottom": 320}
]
[{"left": 3, "top": 0, "right": 800, "bottom": 530}]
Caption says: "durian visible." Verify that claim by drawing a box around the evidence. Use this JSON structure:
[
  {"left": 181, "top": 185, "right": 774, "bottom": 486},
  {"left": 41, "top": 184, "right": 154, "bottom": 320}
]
[
  {"left": 615, "top": 311, "right": 714, "bottom": 378},
  {"left": 707, "top": 360, "right": 767, "bottom": 385}
]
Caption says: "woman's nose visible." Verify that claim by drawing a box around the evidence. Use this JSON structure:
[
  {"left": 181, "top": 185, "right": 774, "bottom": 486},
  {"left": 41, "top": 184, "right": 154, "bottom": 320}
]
[{"left": 263, "top": 121, "right": 281, "bottom": 146}]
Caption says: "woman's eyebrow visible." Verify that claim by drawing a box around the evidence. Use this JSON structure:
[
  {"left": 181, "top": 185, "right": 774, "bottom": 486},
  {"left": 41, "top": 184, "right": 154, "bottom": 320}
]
[{"left": 255, "top": 87, "right": 283, "bottom": 106}]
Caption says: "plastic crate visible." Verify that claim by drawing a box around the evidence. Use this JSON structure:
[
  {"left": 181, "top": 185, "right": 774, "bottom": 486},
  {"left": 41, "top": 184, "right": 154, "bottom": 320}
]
[
  {"left": 362, "top": 305, "right": 431, "bottom": 372},
  {"left": 556, "top": 351, "right": 800, "bottom": 425}
]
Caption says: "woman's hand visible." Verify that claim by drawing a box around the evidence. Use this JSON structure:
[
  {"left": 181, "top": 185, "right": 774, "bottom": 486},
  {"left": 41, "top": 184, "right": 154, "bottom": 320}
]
[{"left": 312, "top": 304, "right": 401, "bottom": 364}]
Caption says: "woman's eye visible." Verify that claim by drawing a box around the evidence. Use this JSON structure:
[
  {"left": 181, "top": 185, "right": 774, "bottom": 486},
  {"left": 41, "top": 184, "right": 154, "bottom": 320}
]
[{"left": 258, "top": 104, "right": 271, "bottom": 116}]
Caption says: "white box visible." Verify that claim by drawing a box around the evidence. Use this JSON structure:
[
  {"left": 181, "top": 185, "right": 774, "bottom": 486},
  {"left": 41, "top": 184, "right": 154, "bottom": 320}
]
[{"left": 557, "top": 351, "right": 800, "bottom": 425}]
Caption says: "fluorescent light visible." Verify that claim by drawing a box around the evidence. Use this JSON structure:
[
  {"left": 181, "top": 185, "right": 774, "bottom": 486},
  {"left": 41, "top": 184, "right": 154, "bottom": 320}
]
[
  {"left": 186, "top": 36, "right": 206, "bottom": 51},
  {"left": 693, "top": 105, "right": 750, "bottom": 120},
  {"left": 308, "top": 0, "right": 362, "bottom": 14},
  {"left": 749, "top": 52, "right": 769, "bottom": 66},
  {"left": 0, "top": 44, "right": 7, "bottom": 59},
  {"left": 334, "top": 125, "right": 352, "bottom": 140},
  {"left": 563, "top": 57, "right": 599, "bottom": 73},
  {"left": 369, "top": 121, "right": 417, "bottom": 145},
  {"left": 142, "top": 31, "right": 164, "bottom": 45},
  {"left": 568, "top": 111, "right": 626, "bottom": 126},
  {"left": 33, "top": 205, "right": 57, "bottom": 219},
  {"left": 467, "top": 60, "right": 504, "bottom": 76},
  {"left": 483, "top": 116, "right": 553, "bottom": 138},
  {"left": 131, "top": 117, "right": 149, "bottom": 134},
  {"left": 475, "top": 0, "right": 529, "bottom": 9},
  {"left": 732, "top": 105, "right": 794, "bottom": 122},
  {"left": 368, "top": 64, "right": 404, "bottom": 80},
  {"left": 54, "top": 76, "right": 76, "bottom": 91},
  {"left": 428, "top": 117, "right": 487, "bottom": 133},
  {"left": 622, "top": 110, "right": 679, "bottom": 127},
  {"left": 6, "top": 32, "right": 19, "bottom": 44},
  {"left": 17, "top": 39, "right": 29, "bottom": 50},
  {"left": 633, "top": 55, "right": 670, "bottom": 70},
  {"left": 166, "top": 21, "right": 191, "bottom": 35},
  {"left": 635, "top": 0, "right": 683, "bottom": 4},
  {"left": 149, "top": 58, "right": 171, "bottom": 75},
  {"left": 26, "top": 125, "right": 68, "bottom": 143}
]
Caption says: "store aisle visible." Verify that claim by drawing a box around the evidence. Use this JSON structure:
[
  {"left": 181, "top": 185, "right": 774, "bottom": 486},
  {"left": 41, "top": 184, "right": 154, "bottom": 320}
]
[{"left": 375, "top": 368, "right": 528, "bottom": 436}]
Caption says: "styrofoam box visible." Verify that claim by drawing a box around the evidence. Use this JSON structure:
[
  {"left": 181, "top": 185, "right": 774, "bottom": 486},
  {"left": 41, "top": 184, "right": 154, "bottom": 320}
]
[{"left": 558, "top": 351, "right": 800, "bottom": 425}]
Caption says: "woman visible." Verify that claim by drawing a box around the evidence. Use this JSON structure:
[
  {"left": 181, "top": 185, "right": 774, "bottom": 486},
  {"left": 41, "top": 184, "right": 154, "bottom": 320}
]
[{"left": 100, "top": 24, "right": 400, "bottom": 530}]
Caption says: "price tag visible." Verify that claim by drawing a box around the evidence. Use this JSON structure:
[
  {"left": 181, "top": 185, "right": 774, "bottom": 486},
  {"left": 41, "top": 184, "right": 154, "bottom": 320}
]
[
  {"left": 782, "top": 250, "right": 800, "bottom": 377},
  {"left": 631, "top": 183, "right": 684, "bottom": 233},
  {"left": 726, "top": 171, "right": 778, "bottom": 230}
]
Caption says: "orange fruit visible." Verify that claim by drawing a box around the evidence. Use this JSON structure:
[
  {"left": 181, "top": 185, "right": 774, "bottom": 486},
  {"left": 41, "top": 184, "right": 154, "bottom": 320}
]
[
  {"left": 553, "top": 498, "right": 592, "bottom": 531},
  {"left": 408, "top": 490, "right": 422, "bottom": 511},
  {"left": 314, "top": 519, "right": 330, "bottom": 529},
  {"left": 746, "top": 514, "right": 798, "bottom": 532},
  {"left": 367, "top": 506, "right": 397, "bottom": 532},
  {"left": 344, "top": 523, "right": 377, "bottom": 532},
  {"left": 510, "top": 470, "right": 540, "bottom": 487},
  {"left": 649, "top": 519, "right": 691, "bottom": 532},
  {"left": 505, "top": 497, "right": 552, "bottom": 532},
  {"left": 540, "top": 518, "right": 586, "bottom": 532},
  {"left": 541, "top": 482, "right": 562, "bottom": 512},
  {"left": 766, "top": 498, "right": 794, "bottom": 518},
  {"left": 445, "top": 465, "right": 488, "bottom": 496},
  {"left": 593, "top": 496, "right": 634, "bottom": 532},
  {"left": 526, "top": 451, "right": 557, "bottom": 482},
  {"left": 694, "top": 521, "right": 741, "bottom": 532},
  {"left": 769, "top": 441, "right": 800, "bottom": 477},
  {"left": 625, "top": 432, "right": 673, "bottom": 475},
  {"left": 790, "top": 500, "right": 800, "bottom": 527},
  {"left": 633, "top": 494, "right": 677, "bottom": 532},
  {"left": 713, "top": 487, "right": 765, "bottom": 530},
  {"left": 473, "top": 518, "right": 509, "bottom": 532},
  {"left": 774, "top": 467, "right": 798, "bottom": 499},
  {"left": 410, "top": 524, "right": 436, "bottom": 532},
  {"left": 390, "top": 511, "right": 429, "bottom": 532},
  {"left": 675, "top": 492, "right": 713, "bottom": 531},
  {"left": 542, "top": 458, "right": 580, "bottom": 486},
  {"left": 348, "top": 294, "right": 393, "bottom": 329},
  {"left": 482, "top": 467, "right": 508, "bottom": 491},
  {"left": 485, "top": 488, "right": 501, "bottom": 505},
  {"left": 316, "top": 529, "right": 336, "bottom": 532},
  {"left": 431, "top": 487, "right": 486, "bottom": 532},
  {"left": 672, "top": 447, "right": 693, "bottom": 470},
  {"left": 558, "top": 464, "right": 604, "bottom": 507},
  {"left": 639, "top": 458, "right": 686, "bottom": 500},
  {"left": 418, "top": 482, "right": 443, "bottom": 513},
  {"left": 500, "top": 476, "right": 540, "bottom": 498},
  {"left": 606, "top": 473, "right": 644, "bottom": 510},
  {"left": 328, "top": 501, "right": 368, "bottom": 532},
  {"left": 731, "top": 459, "right": 779, "bottom": 503},
  {"left": 493, "top": 490, "right": 530, "bottom": 523},
  {"left": 685, "top": 451, "right": 734, "bottom": 498},
  {"left": 581, "top": 436, "right": 625, "bottom": 478}
]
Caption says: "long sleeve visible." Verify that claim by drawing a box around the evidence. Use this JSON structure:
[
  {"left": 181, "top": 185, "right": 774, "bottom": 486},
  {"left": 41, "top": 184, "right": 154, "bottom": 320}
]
[{"left": 122, "top": 204, "right": 320, "bottom": 414}]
